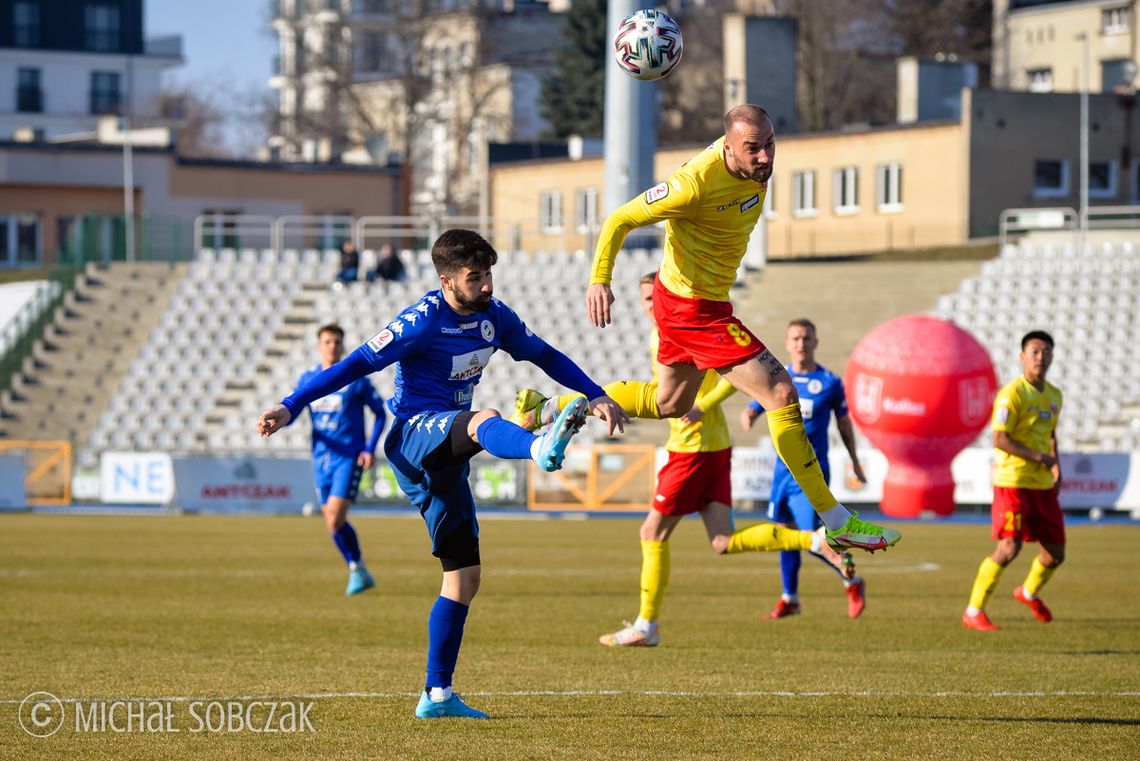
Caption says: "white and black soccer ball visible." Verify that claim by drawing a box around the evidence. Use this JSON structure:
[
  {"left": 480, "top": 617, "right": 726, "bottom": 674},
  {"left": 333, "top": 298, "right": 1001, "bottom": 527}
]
[{"left": 612, "top": 9, "right": 683, "bottom": 81}]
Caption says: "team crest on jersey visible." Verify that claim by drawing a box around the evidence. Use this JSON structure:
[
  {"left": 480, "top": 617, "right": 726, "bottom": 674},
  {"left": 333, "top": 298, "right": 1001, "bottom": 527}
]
[
  {"left": 740, "top": 194, "right": 760, "bottom": 213},
  {"left": 807, "top": 379, "right": 823, "bottom": 395},
  {"left": 366, "top": 329, "right": 394, "bottom": 353},
  {"left": 645, "top": 181, "right": 669, "bottom": 204},
  {"left": 481, "top": 320, "right": 495, "bottom": 341}
]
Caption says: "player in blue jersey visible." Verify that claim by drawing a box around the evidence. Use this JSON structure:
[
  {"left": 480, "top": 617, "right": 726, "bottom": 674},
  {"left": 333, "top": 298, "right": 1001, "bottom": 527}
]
[
  {"left": 257, "top": 229, "right": 628, "bottom": 720},
  {"left": 740, "top": 319, "right": 869, "bottom": 619},
  {"left": 289, "top": 323, "right": 387, "bottom": 596}
]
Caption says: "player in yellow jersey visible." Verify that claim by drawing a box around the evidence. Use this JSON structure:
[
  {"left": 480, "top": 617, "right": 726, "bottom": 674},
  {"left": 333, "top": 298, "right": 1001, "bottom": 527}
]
[
  {"left": 577, "top": 103, "right": 898, "bottom": 554},
  {"left": 514, "top": 273, "right": 848, "bottom": 647},
  {"left": 963, "top": 331, "right": 1064, "bottom": 631}
]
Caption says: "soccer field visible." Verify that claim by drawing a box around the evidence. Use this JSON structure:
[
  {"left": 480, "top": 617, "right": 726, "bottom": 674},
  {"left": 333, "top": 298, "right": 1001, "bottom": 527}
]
[{"left": 1, "top": 514, "right": 1138, "bottom": 760}]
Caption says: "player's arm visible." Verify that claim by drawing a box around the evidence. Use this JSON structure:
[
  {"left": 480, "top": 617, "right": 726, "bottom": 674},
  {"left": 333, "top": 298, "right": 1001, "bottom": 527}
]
[
  {"left": 359, "top": 381, "right": 387, "bottom": 469},
  {"left": 530, "top": 345, "right": 629, "bottom": 435},
  {"left": 1049, "top": 430, "right": 1062, "bottom": 488},
  {"left": 836, "top": 414, "right": 866, "bottom": 484},
  {"left": 740, "top": 399, "right": 765, "bottom": 432},
  {"left": 681, "top": 377, "right": 736, "bottom": 425},
  {"left": 587, "top": 174, "right": 699, "bottom": 328}
]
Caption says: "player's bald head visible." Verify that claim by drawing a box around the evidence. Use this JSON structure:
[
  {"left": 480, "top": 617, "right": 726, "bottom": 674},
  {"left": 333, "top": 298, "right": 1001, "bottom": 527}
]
[{"left": 724, "top": 104, "right": 772, "bottom": 136}]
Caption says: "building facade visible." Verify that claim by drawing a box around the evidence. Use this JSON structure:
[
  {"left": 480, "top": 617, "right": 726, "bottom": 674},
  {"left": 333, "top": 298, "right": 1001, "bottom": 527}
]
[{"left": 0, "top": 0, "right": 182, "bottom": 140}]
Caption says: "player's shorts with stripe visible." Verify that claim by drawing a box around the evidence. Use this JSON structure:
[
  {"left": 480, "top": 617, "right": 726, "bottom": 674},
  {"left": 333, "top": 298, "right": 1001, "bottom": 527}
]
[
  {"left": 991, "top": 485, "right": 1066, "bottom": 544},
  {"left": 314, "top": 453, "right": 363, "bottom": 504},
  {"left": 383, "top": 410, "right": 481, "bottom": 557},
  {"left": 652, "top": 275, "right": 766, "bottom": 371},
  {"left": 653, "top": 448, "right": 732, "bottom": 516}
]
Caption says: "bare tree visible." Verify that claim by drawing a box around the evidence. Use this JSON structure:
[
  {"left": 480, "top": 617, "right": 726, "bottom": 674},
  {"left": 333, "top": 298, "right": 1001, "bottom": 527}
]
[{"left": 155, "top": 80, "right": 232, "bottom": 158}]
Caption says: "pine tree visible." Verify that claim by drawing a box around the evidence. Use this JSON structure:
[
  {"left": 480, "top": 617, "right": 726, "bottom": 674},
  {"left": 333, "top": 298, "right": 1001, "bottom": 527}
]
[{"left": 540, "top": 0, "right": 607, "bottom": 139}]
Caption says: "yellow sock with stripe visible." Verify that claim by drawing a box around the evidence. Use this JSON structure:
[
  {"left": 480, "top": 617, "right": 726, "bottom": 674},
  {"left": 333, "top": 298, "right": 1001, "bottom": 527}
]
[
  {"left": 638, "top": 539, "right": 670, "bottom": 623},
  {"left": 766, "top": 403, "right": 841, "bottom": 518},
  {"left": 558, "top": 380, "right": 661, "bottom": 420},
  {"left": 1022, "top": 557, "right": 1056, "bottom": 598},
  {"left": 967, "top": 557, "right": 1005, "bottom": 611},
  {"left": 726, "top": 524, "right": 813, "bottom": 554}
]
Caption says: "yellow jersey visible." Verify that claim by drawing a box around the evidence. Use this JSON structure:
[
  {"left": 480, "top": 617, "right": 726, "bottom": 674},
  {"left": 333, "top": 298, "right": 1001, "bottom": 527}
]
[
  {"left": 651, "top": 330, "right": 736, "bottom": 452},
  {"left": 590, "top": 137, "right": 767, "bottom": 301},
  {"left": 991, "top": 375, "right": 1063, "bottom": 490}
]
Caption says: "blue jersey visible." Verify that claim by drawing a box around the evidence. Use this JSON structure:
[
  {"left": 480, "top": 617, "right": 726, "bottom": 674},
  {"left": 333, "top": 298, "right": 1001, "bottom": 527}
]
[
  {"left": 750, "top": 364, "right": 848, "bottom": 484},
  {"left": 294, "top": 366, "right": 387, "bottom": 460},
  {"left": 360, "top": 290, "right": 549, "bottom": 419}
]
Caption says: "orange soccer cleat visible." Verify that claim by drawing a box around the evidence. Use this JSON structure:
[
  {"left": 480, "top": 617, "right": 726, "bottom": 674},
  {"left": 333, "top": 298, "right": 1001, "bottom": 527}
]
[
  {"left": 845, "top": 577, "right": 866, "bottom": 619},
  {"left": 1013, "top": 585, "right": 1053, "bottom": 623},
  {"left": 962, "top": 608, "right": 1000, "bottom": 631},
  {"left": 762, "top": 598, "right": 801, "bottom": 620}
]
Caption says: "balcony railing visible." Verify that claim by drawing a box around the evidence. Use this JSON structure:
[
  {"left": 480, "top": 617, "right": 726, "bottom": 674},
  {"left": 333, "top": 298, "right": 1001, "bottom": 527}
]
[{"left": 144, "top": 35, "right": 183, "bottom": 58}]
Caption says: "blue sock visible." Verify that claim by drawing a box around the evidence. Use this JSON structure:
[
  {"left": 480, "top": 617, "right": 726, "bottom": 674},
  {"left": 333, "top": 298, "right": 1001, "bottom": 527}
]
[
  {"left": 332, "top": 522, "right": 362, "bottom": 565},
  {"left": 475, "top": 417, "right": 536, "bottom": 460},
  {"left": 426, "top": 596, "right": 469, "bottom": 690},
  {"left": 780, "top": 550, "right": 801, "bottom": 597}
]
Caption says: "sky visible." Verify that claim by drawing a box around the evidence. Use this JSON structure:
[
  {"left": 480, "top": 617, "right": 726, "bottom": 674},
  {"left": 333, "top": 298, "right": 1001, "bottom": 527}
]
[{"left": 146, "top": 0, "right": 277, "bottom": 154}]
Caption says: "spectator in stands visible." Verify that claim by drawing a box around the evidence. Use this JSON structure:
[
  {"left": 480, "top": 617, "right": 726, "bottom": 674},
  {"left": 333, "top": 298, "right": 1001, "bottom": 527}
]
[
  {"left": 368, "top": 243, "right": 407, "bottom": 283},
  {"left": 963, "top": 330, "right": 1064, "bottom": 631},
  {"left": 337, "top": 240, "right": 360, "bottom": 284}
]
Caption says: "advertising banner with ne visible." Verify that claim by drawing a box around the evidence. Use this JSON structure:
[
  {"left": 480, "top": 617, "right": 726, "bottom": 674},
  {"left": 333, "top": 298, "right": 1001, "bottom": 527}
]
[
  {"left": 172, "top": 456, "right": 314, "bottom": 513},
  {"left": 100, "top": 452, "right": 175, "bottom": 504},
  {"left": 0, "top": 454, "right": 26, "bottom": 509}
]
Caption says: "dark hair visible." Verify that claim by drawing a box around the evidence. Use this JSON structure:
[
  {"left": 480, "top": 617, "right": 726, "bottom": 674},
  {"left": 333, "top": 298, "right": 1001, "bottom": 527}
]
[
  {"left": 724, "top": 104, "right": 771, "bottom": 134},
  {"left": 787, "top": 318, "right": 817, "bottom": 334},
  {"left": 431, "top": 228, "right": 498, "bottom": 276},
  {"left": 317, "top": 323, "right": 344, "bottom": 340},
  {"left": 640, "top": 271, "right": 657, "bottom": 286},
  {"left": 1021, "top": 330, "right": 1054, "bottom": 350}
]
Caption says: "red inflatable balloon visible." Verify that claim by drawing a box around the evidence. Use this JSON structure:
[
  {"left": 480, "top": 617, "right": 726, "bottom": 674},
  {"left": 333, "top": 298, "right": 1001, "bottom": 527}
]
[{"left": 844, "top": 315, "right": 997, "bottom": 517}]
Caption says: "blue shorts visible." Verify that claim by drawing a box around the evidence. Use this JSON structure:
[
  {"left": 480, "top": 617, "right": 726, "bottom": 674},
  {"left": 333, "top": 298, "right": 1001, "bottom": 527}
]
[
  {"left": 766, "top": 467, "right": 831, "bottom": 531},
  {"left": 383, "top": 410, "right": 480, "bottom": 556},
  {"left": 314, "top": 453, "right": 363, "bottom": 504}
]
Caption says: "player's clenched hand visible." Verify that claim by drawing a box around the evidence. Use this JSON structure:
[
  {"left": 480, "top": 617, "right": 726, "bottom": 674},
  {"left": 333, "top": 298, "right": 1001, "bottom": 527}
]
[
  {"left": 357, "top": 451, "right": 375, "bottom": 470},
  {"left": 680, "top": 407, "right": 704, "bottom": 426},
  {"left": 739, "top": 406, "right": 759, "bottom": 432},
  {"left": 589, "top": 395, "right": 630, "bottom": 436},
  {"left": 256, "top": 404, "right": 292, "bottom": 437},
  {"left": 586, "top": 283, "right": 615, "bottom": 328}
]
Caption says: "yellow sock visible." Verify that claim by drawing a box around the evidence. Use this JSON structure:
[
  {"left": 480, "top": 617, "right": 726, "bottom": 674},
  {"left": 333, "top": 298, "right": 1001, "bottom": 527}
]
[
  {"left": 766, "top": 403, "right": 838, "bottom": 514},
  {"left": 968, "top": 557, "right": 1005, "bottom": 611},
  {"left": 558, "top": 381, "right": 661, "bottom": 419},
  {"left": 726, "top": 524, "right": 813, "bottom": 554},
  {"left": 1022, "top": 557, "right": 1056, "bottom": 597},
  {"left": 638, "top": 539, "right": 670, "bottom": 622}
]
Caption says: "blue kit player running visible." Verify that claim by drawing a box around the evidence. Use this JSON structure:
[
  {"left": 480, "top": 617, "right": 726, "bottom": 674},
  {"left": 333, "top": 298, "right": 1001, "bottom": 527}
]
[
  {"left": 740, "top": 319, "right": 870, "bottom": 619},
  {"left": 289, "top": 323, "right": 387, "bottom": 596},
  {"left": 257, "top": 229, "right": 628, "bottom": 719}
]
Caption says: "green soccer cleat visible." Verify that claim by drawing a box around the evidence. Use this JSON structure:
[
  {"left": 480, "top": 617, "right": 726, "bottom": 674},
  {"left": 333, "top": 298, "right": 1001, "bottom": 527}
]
[
  {"left": 825, "top": 511, "right": 901, "bottom": 553},
  {"left": 345, "top": 567, "right": 375, "bottom": 596},
  {"left": 509, "top": 388, "right": 550, "bottom": 432},
  {"left": 414, "top": 691, "right": 489, "bottom": 719},
  {"left": 531, "top": 396, "right": 587, "bottom": 472}
]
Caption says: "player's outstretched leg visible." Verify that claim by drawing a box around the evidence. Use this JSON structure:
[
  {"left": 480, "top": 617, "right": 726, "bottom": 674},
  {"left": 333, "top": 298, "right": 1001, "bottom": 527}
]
[
  {"left": 509, "top": 388, "right": 551, "bottom": 431},
  {"left": 530, "top": 396, "right": 588, "bottom": 471}
]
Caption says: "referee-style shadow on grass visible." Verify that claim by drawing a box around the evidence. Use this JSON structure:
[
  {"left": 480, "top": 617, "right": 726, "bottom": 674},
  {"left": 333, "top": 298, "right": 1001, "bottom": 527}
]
[{"left": 1059, "top": 649, "right": 1140, "bottom": 656}]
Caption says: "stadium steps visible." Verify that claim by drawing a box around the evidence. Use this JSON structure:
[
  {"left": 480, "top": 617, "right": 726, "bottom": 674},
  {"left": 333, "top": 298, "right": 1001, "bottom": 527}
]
[{"left": 0, "top": 262, "right": 186, "bottom": 444}]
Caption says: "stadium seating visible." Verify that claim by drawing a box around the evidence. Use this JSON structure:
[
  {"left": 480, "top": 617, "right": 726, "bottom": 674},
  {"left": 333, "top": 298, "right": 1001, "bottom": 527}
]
[{"left": 932, "top": 237, "right": 1140, "bottom": 452}]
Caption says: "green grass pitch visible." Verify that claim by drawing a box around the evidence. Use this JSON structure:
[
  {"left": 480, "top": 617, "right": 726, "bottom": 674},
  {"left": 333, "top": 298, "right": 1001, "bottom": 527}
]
[{"left": 1, "top": 513, "right": 1138, "bottom": 760}]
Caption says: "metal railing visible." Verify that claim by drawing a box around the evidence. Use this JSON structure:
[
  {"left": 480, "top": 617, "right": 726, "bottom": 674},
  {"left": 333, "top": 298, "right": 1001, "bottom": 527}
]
[
  {"left": 0, "top": 267, "right": 79, "bottom": 403},
  {"left": 999, "top": 205, "right": 1140, "bottom": 248}
]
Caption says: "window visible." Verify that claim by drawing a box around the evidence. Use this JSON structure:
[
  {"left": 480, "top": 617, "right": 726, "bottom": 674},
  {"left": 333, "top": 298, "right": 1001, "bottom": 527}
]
[
  {"left": 1033, "top": 159, "right": 1069, "bottom": 198},
  {"left": 0, "top": 214, "right": 41, "bottom": 267},
  {"left": 575, "top": 187, "right": 598, "bottom": 234},
  {"left": 13, "top": 1, "right": 40, "bottom": 47},
  {"left": 1027, "top": 68, "right": 1053, "bottom": 93},
  {"left": 16, "top": 68, "right": 41, "bottom": 113},
  {"left": 1101, "top": 59, "right": 1132, "bottom": 93},
  {"left": 791, "top": 171, "right": 815, "bottom": 217},
  {"left": 539, "top": 190, "right": 563, "bottom": 233},
  {"left": 876, "top": 163, "right": 903, "bottom": 211},
  {"left": 85, "top": 3, "right": 121, "bottom": 52},
  {"left": 833, "top": 166, "right": 859, "bottom": 214},
  {"left": 89, "top": 71, "right": 121, "bottom": 115},
  {"left": 353, "top": 0, "right": 391, "bottom": 12},
  {"left": 353, "top": 31, "right": 392, "bottom": 73},
  {"left": 1103, "top": 6, "right": 1130, "bottom": 34},
  {"left": 1089, "top": 160, "right": 1118, "bottom": 198}
]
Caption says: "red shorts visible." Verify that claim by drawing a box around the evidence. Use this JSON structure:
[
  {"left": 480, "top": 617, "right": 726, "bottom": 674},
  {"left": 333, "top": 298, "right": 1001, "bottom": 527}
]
[
  {"left": 991, "top": 486, "right": 1066, "bottom": 545},
  {"left": 653, "top": 276, "right": 766, "bottom": 371},
  {"left": 653, "top": 449, "right": 732, "bottom": 516}
]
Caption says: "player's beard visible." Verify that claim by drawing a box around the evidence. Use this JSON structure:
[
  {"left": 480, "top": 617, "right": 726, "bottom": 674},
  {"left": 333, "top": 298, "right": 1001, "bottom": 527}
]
[{"left": 455, "top": 289, "right": 493, "bottom": 312}]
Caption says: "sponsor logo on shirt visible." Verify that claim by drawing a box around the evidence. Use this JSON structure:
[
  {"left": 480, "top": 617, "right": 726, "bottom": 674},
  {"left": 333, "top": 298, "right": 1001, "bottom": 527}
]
[
  {"left": 402, "top": 312, "right": 419, "bottom": 326},
  {"left": 387, "top": 320, "right": 404, "bottom": 335},
  {"left": 800, "top": 398, "right": 815, "bottom": 419},
  {"left": 455, "top": 384, "right": 474, "bottom": 404},
  {"left": 414, "top": 302, "right": 430, "bottom": 314},
  {"left": 425, "top": 295, "right": 441, "bottom": 307},
  {"left": 458, "top": 321, "right": 477, "bottom": 329},
  {"left": 740, "top": 194, "right": 760, "bottom": 213},
  {"left": 310, "top": 394, "right": 344, "bottom": 413},
  {"left": 481, "top": 320, "right": 495, "bottom": 342},
  {"left": 366, "top": 329, "right": 394, "bottom": 353},
  {"left": 449, "top": 348, "right": 494, "bottom": 381},
  {"left": 997, "top": 404, "right": 1010, "bottom": 424},
  {"left": 441, "top": 326, "right": 464, "bottom": 335},
  {"left": 645, "top": 181, "right": 669, "bottom": 204}
]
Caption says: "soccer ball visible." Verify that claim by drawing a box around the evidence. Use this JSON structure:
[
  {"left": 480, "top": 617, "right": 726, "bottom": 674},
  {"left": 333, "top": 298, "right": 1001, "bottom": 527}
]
[{"left": 613, "top": 9, "right": 683, "bottom": 81}]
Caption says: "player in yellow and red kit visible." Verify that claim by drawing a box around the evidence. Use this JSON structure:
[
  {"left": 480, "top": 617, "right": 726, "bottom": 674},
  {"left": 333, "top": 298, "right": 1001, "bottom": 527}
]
[
  {"left": 963, "top": 331, "right": 1065, "bottom": 631},
  {"left": 523, "top": 104, "right": 900, "bottom": 554}
]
